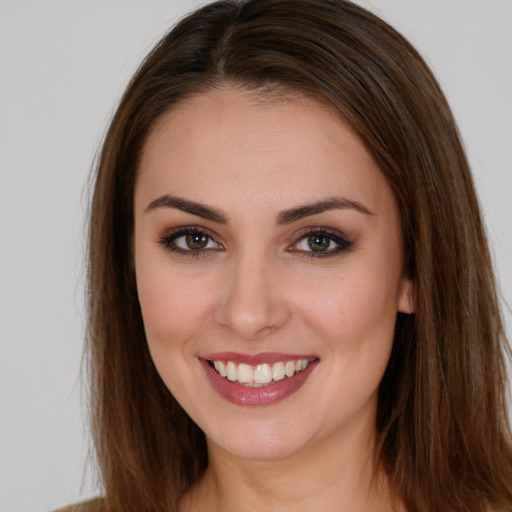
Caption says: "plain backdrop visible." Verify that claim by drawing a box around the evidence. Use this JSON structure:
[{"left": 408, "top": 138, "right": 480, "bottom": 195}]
[{"left": 1, "top": 1, "right": 510, "bottom": 511}]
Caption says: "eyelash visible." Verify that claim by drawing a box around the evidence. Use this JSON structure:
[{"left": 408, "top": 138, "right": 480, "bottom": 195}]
[
  {"left": 158, "top": 226, "right": 221, "bottom": 258},
  {"left": 289, "top": 227, "right": 354, "bottom": 258},
  {"left": 157, "top": 226, "right": 353, "bottom": 259}
]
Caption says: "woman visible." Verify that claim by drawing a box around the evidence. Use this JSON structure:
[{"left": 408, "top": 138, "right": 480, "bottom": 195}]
[{"left": 66, "top": 0, "right": 512, "bottom": 510}]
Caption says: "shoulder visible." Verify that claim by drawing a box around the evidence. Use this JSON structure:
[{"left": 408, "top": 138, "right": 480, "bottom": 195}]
[{"left": 52, "top": 497, "right": 105, "bottom": 512}]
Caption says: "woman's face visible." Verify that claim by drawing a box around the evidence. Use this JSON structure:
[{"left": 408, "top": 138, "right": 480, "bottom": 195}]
[{"left": 134, "top": 88, "right": 413, "bottom": 461}]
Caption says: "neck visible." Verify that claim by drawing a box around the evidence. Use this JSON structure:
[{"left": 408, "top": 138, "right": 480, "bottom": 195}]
[{"left": 181, "top": 413, "right": 400, "bottom": 512}]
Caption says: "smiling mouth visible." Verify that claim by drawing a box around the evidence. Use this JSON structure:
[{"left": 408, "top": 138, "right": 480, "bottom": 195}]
[{"left": 208, "top": 358, "right": 316, "bottom": 387}]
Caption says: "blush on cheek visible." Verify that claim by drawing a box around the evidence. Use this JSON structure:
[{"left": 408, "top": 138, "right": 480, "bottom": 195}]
[
  {"left": 137, "top": 271, "right": 214, "bottom": 349},
  {"left": 302, "top": 272, "right": 398, "bottom": 363}
]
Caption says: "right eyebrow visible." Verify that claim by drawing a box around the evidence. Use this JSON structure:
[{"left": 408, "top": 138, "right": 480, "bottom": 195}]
[
  {"left": 276, "top": 197, "right": 374, "bottom": 224},
  {"left": 144, "top": 195, "right": 229, "bottom": 224}
]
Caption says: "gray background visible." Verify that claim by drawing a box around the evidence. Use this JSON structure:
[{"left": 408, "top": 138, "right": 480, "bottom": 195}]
[{"left": 1, "top": 1, "right": 510, "bottom": 511}]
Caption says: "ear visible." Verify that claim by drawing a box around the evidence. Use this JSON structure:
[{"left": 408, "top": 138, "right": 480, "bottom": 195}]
[{"left": 397, "top": 276, "right": 415, "bottom": 314}]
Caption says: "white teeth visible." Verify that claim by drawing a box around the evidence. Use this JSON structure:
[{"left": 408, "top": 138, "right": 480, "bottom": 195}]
[
  {"left": 285, "top": 360, "right": 296, "bottom": 377},
  {"left": 213, "top": 360, "right": 227, "bottom": 377},
  {"left": 211, "top": 358, "right": 312, "bottom": 385},
  {"left": 237, "top": 363, "right": 254, "bottom": 383},
  {"left": 226, "top": 361, "right": 237, "bottom": 381},
  {"left": 272, "top": 361, "right": 286, "bottom": 381},
  {"left": 254, "top": 364, "right": 272, "bottom": 384}
]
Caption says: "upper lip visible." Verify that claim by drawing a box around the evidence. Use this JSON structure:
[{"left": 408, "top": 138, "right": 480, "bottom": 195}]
[{"left": 200, "top": 352, "right": 318, "bottom": 365}]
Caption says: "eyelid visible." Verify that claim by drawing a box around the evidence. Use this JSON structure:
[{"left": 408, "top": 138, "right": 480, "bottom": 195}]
[
  {"left": 157, "top": 225, "right": 353, "bottom": 259},
  {"left": 158, "top": 225, "right": 223, "bottom": 256},
  {"left": 288, "top": 226, "right": 353, "bottom": 257}
]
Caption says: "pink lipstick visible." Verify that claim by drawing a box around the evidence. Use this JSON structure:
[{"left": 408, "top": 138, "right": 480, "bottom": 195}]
[{"left": 200, "top": 353, "right": 319, "bottom": 406}]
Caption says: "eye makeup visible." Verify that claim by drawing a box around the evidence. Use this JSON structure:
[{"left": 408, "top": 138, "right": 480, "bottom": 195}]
[
  {"left": 288, "top": 226, "right": 354, "bottom": 259},
  {"left": 158, "top": 225, "right": 223, "bottom": 258},
  {"left": 157, "top": 224, "right": 354, "bottom": 259}
]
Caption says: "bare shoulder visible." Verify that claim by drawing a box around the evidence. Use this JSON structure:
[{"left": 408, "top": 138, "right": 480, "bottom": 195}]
[{"left": 52, "top": 497, "right": 105, "bottom": 512}]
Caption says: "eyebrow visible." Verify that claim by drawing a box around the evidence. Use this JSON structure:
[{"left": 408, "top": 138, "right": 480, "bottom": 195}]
[
  {"left": 145, "top": 195, "right": 229, "bottom": 223},
  {"left": 276, "top": 197, "right": 374, "bottom": 224},
  {"left": 144, "top": 195, "right": 373, "bottom": 224}
]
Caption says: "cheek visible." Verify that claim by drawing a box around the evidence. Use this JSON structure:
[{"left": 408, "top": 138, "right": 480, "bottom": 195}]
[
  {"left": 296, "top": 268, "right": 399, "bottom": 411},
  {"left": 289, "top": 255, "right": 402, "bottom": 409},
  {"left": 135, "top": 259, "right": 216, "bottom": 349},
  {"left": 299, "top": 269, "right": 399, "bottom": 343},
  {"left": 135, "top": 258, "right": 221, "bottom": 408}
]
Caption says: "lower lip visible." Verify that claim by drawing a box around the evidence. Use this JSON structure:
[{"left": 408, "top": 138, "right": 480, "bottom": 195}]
[{"left": 200, "top": 358, "right": 319, "bottom": 406}]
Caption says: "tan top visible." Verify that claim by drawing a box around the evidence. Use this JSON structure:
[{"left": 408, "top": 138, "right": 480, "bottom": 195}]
[{"left": 53, "top": 497, "right": 104, "bottom": 512}]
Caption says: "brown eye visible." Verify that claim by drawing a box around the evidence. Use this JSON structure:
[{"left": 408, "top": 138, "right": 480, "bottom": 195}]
[
  {"left": 159, "top": 228, "right": 221, "bottom": 255},
  {"left": 307, "top": 234, "right": 332, "bottom": 252},
  {"left": 185, "top": 233, "right": 210, "bottom": 250},
  {"left": 291, "top": 228, "right": 353, "bottom": 258}
]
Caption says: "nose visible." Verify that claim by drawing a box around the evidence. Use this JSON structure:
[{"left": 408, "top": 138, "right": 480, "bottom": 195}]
[{"left": 214, "top": 251, "right": 291, "bottom": 340}]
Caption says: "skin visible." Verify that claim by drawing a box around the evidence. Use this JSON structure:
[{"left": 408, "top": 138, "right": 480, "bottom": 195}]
[{"left": 134, "top": 87, "right": 414, "bottom": 512}]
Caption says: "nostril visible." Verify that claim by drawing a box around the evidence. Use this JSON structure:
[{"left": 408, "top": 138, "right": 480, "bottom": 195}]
[{"left": 213, "top": 265, "right": 292, "bottom": 339}]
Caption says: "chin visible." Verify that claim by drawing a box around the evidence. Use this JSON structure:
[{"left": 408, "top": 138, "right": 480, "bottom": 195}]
[
  {"left": 203, "top": 413, "right": 319, "bottom": 462},
  {"left": 210, "top": 432, "right": 307, "bottom": 462}
]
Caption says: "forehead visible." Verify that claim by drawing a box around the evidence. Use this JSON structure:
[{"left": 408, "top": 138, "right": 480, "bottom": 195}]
[{"left": 135, "top": 87, "right": 394, "bottom": 216}]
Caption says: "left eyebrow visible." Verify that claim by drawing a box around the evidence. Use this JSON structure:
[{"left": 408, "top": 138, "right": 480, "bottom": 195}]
[
  {"left": 144, "top": 195, "right": 229, "bottom": 224},
  {"left": 276, "top": 197, "right": 374, "bottom": 225}
]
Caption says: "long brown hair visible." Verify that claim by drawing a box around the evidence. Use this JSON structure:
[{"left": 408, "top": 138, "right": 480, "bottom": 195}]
[{"left": 86, "top": 1, "right": 512, "bottom": 510}]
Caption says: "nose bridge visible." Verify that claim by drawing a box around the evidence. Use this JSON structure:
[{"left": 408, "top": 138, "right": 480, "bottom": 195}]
[{"left": 215, "top": 245, "right": 290, "bottom": 339}]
